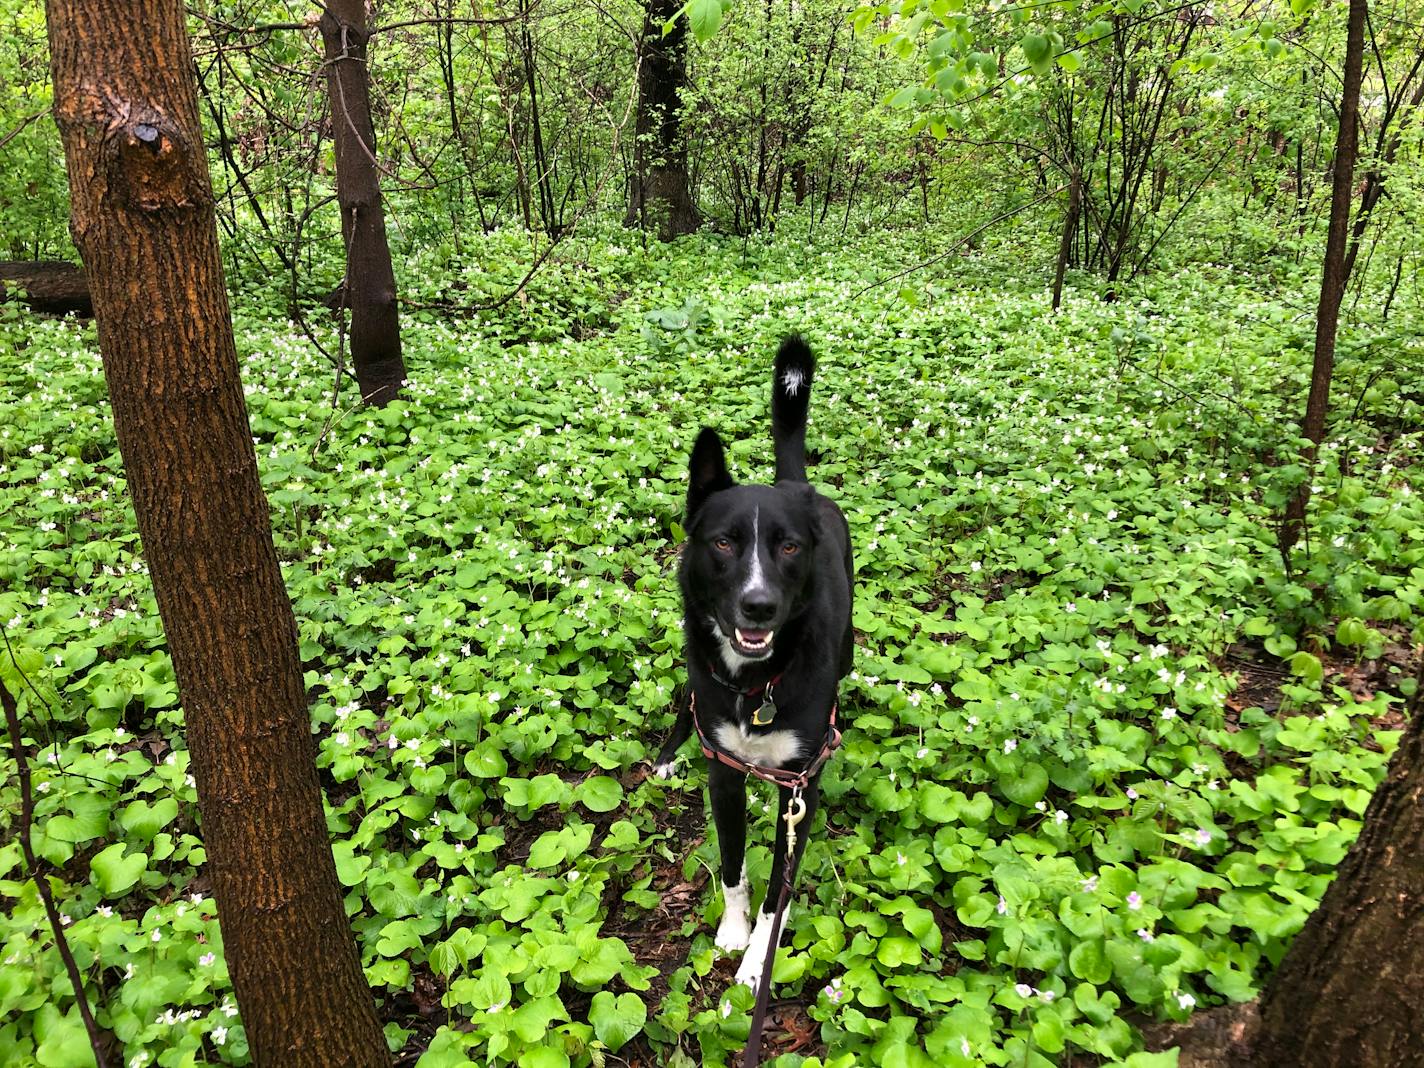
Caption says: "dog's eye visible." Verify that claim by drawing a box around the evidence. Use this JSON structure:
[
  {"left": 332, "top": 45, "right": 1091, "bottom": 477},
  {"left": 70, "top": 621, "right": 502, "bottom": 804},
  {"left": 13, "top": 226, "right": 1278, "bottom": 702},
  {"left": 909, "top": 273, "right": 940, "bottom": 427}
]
[
  {"left": 714, "top": 537, "right": 732, "bottom": 552},
  {"left": 781, "top": 542, "right": 799, "bottom": 556}
]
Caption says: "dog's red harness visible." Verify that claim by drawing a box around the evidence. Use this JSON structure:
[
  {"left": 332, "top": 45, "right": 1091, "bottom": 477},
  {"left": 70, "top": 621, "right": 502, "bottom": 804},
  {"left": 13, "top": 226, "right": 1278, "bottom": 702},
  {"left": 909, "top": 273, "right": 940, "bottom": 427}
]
[{"left": 689, "top": 690, "right": 842, "bottom": 791}]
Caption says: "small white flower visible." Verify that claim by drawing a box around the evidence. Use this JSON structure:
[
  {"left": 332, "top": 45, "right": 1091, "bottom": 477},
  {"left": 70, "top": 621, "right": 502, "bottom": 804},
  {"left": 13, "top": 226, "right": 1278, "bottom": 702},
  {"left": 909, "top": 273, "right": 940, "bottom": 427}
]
[
  {"left": 1015, "top": 983, "right": 1033, "bottom": 998},
  {"left": 1003, "top": 738, "right": 1017, "bottom": 754},
  {"left": 212, "top": 1026, "right": 228, "bottom": 1045},
  {"left": 996, "top": 895, "right": 1008, "bottom": 915},
  {"left": 1193, "top": 828, "right": 1212, "bottom": 847},
  {"left": 200, "top": 952, "right": 216, "bottom": 967},
  {"left": 1127, "top": 892, "right": 1143, "bottom": 910},
  {"left": 1177, "top": 992, "right": 1196, "bottom": 1010},
  {"left": 960, "top": 1038, "right": 971, "bottom": 1056},
  {"left": 1137, "top": 928, "right": 1154, "bottom": 942},
  {"left": 1080, "top": 875, "right": 1098, "bottom": 892}
]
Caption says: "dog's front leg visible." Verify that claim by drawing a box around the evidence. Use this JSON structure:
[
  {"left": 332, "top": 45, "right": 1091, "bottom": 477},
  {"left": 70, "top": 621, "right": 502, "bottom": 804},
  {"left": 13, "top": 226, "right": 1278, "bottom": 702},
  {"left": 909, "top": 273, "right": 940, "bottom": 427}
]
[
  {"left": 708, "top": 761, "right": 750, "bottom": 952},
  {"left": 653, "top": 692, "right": 694, "bottom": 778},
  {"left": 736, "top": 777, "right": 821, "bottom": 988}
]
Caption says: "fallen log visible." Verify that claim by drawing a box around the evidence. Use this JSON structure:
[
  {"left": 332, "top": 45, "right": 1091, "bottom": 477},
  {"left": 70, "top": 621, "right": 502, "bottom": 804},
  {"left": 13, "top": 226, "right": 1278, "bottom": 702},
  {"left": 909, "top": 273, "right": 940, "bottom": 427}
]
[{"left": 0, "top": 260, "right": 92, "bottom": 316}]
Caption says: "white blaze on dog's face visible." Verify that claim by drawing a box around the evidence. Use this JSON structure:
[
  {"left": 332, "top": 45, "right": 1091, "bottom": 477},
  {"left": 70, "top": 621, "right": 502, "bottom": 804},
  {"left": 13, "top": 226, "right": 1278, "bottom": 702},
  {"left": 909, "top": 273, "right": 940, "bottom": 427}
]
[{"left": 683, "top": 447, "right": 818, "bottom": 669}]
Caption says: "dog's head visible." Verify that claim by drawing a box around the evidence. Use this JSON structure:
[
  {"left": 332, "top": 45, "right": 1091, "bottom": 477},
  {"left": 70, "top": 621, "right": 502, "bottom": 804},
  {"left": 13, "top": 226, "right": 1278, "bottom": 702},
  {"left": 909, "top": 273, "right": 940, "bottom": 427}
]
[{"left": 681, "top": 427, "right": 818, "bottom": 663}]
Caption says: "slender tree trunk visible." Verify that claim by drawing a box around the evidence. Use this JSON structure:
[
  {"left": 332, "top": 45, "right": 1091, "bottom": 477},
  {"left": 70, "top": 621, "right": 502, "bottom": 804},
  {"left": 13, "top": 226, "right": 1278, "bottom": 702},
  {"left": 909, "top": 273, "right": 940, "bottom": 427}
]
[
  {"left": 1052, "top": 167, "right": 1082, "bottom": 310},
  {"left": 626, "top": 0, "right": 699, "bottom": 239},
  {"left": 45, "top": 3, "right": 390, "bottom": 1065},
  {"left": 518, "top": 0, "right": 558, "bottom": 236},
  {"left": 1279, "top": 0, "right": 1367, "bottom": 556},
  {"left": 1253, "top": 645, "right": 1424, "bottom": 1067},
  {"left": 1341, "top": 68, "right": 1424, "bottom": 283},
  {"left": 319, "top": 0, "right": 406, "bottom": 406}
]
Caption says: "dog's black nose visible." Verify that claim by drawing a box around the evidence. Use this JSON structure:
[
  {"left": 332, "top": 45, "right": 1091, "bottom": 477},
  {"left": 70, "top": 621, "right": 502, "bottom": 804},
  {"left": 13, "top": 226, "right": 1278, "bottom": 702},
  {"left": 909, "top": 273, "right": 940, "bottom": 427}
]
[{"left": 740, "top": 595, "right": 776, "bottom": 623}]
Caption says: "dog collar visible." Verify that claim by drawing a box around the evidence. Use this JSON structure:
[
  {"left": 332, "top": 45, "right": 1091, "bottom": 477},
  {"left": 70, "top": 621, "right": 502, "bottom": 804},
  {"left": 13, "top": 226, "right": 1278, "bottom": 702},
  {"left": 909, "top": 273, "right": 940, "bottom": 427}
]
[
  {"left": 706, "top": 664, "right": 784, "bottom": 725},
  {"left": 706, "top": 663, "right": 783, "bottom": 698}
]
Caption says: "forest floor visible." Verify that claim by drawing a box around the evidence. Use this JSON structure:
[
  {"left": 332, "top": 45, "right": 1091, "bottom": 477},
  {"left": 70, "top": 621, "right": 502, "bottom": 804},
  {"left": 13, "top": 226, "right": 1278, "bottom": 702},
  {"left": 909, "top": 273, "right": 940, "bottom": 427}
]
[{"left": 1, "top": 223, "right": 1421, "bottom": 1067}]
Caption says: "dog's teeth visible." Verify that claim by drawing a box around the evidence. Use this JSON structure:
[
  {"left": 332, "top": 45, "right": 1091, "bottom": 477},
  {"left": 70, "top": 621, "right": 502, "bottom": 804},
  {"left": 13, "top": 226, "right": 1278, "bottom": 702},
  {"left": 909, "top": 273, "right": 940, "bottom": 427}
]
[{"left": 734, "top": 628, "right": 774, "bottom": 650}]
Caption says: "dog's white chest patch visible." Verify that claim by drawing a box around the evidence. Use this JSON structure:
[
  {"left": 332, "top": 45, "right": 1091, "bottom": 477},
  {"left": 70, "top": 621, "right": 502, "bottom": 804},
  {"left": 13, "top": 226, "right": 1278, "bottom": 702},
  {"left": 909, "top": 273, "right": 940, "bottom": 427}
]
[{"left": 711, "top": 722, "right": 803, "bottom": 768}]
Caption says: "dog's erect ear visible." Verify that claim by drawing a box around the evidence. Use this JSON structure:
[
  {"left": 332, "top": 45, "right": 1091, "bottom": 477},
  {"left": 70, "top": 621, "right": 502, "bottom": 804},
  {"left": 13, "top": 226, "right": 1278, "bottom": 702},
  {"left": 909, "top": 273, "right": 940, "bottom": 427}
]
[{"left": 687, "top": 427, "right": 733, "bottom": 521}]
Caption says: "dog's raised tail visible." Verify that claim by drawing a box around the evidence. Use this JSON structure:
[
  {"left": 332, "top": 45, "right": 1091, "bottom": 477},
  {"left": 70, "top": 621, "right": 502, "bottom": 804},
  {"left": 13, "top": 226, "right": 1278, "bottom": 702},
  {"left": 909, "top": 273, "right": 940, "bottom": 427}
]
[{"left": 772, "top": 335, "right": 815, "bottom": 483}]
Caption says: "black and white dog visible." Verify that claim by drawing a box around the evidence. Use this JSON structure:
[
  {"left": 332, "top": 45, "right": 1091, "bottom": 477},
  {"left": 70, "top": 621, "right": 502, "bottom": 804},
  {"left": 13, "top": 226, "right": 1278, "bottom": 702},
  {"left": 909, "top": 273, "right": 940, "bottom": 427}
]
[{"left": 654, "top": 337, "right": 853, "bottom": 988}]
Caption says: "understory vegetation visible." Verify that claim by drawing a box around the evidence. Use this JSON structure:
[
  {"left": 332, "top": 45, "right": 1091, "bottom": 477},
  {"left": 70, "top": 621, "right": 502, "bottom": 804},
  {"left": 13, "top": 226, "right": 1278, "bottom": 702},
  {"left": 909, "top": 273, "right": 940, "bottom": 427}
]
[
  {"left": 5, "top": 0, "right": 1424, "bottom": 1060},
  {"left": 3, "top": 217, "right": 1421, "bottom": 1065}
]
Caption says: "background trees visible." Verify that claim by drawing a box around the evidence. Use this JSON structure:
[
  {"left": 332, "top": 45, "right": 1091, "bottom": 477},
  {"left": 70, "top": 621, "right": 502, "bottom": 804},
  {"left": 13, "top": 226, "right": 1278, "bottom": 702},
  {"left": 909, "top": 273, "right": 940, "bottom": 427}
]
[
  {"left": 2, "top": 0, "right": 1422, "bottom": 1065},
  {"left": 320, "top": 0, "right": 407, "bottom": 406}
]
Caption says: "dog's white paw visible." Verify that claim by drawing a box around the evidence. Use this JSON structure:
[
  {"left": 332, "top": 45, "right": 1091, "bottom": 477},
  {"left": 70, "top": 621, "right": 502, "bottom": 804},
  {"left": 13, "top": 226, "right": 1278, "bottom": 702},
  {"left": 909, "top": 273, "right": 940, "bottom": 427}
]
[
  {"left": 735, "top": 910, "right": 774, "bottom": 987},
  {"left": 715, "top": 876, "right": 750, "bottom": 952},
  {"left": 716, "top": 914, "right": 750, "bottom": 953},
  {"left": 653, "top": 759, "right": 678, "bottom": 779}
]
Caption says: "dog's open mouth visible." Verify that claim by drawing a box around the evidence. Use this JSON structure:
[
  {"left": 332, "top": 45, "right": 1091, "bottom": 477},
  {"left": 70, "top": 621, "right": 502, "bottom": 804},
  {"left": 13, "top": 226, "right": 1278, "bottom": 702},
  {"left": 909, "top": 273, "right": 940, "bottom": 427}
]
[{"left": 733, "top": 628, "right": 775, "bottom": 656}]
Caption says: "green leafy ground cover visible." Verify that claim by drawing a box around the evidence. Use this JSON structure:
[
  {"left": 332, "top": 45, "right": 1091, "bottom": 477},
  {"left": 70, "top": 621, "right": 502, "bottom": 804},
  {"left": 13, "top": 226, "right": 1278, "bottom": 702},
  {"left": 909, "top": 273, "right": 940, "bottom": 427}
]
[{"left": 1, "top": 223, "right": 1421, "bottom": 1067}]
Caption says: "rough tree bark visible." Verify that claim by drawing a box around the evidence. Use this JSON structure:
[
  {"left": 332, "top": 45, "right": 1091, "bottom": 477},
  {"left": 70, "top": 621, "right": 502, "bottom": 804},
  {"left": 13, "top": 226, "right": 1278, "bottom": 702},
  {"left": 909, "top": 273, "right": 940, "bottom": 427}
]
[
  {"left": 1278, "top": 0, "right": 1366, "bottom": 557},
  {"left": 319, "top": 0, "right": 406, "bottom": 406},
  {"left": 626, "top": 0, "right": 699, "bottom": 240},
  {"left": 1252, "top": 647, "right": 1424, "bottom": 1067},
  {"left": 1156, "top": 649, "right": 1424, "bottom": 1067},
  {"left": 45, "top": 2, "right": 390, "bottom": 1065}
]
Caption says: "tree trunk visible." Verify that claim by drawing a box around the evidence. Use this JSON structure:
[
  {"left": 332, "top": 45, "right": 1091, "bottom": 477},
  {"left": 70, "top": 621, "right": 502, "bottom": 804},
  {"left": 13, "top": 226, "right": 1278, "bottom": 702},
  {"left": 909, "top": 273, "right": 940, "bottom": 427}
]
[
  {"left": 1341, "top": 67, "right": 1424, "bottom": 284},
  {"left": 1253, "top": 646, "right": 1424, "bottom": 1067},
  {"left": 626, "top": 0, "right": 699, "bottom": 240},
  {"left": 319, "top": 0, "right": 406, "bottom": 406},
  {"left": 45, "top": 3, "right": 390, "bottom": 1066},
  {"left": 519, "top": 5, "right": 558, "bottom": 236},
  {"left": 1279, "top": 0, "right": 1366, "bottom": 556},
  {"left": 1052, "top": 167, "right": 1082, "bottom": 311},
  {"left": 0, "top": 260, "right": 91, "bottom": 315}
]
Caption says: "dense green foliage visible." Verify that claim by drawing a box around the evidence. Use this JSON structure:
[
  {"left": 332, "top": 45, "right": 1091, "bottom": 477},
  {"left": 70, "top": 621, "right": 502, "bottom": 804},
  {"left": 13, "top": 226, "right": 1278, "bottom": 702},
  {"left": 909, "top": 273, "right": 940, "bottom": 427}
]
[
  {"left": 3, "top": 0, "right": 1424, "bottom": 1064},
  {"left": 3, "top": 218, "right": 1421, "bottom": 1065}
]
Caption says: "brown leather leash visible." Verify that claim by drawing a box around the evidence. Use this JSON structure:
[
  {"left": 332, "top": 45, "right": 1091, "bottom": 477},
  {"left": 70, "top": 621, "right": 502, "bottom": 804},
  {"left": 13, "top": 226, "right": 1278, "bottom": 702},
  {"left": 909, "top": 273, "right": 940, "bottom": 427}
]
[{"left": 689, "top": 691, "right": 842, "bottom": 1066}]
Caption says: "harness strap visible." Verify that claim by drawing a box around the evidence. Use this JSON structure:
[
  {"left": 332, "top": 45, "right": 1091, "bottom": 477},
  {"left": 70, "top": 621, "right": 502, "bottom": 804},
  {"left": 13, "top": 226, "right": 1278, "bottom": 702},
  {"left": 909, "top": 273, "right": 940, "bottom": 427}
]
[{"left": 690, "top": 692, "right": 841, "bottom": 791}]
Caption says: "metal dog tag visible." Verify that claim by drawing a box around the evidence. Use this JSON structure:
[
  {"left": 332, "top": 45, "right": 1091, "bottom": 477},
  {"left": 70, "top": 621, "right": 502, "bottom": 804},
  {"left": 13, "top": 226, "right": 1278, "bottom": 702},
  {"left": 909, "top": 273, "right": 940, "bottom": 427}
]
[{"left": 751, "top": 693, "right": 778, "bottom": 726}]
